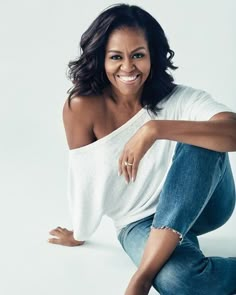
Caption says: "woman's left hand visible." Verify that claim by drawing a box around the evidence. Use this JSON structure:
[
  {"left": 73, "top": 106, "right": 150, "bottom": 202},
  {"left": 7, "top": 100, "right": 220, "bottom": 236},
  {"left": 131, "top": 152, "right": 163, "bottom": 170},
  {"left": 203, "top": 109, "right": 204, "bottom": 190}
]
[
  {"left": 48, "top": 227, "right": 85, "bottom": 247},
  {"left": 118, "top": 121, "right": 157, "bottom": 183}
]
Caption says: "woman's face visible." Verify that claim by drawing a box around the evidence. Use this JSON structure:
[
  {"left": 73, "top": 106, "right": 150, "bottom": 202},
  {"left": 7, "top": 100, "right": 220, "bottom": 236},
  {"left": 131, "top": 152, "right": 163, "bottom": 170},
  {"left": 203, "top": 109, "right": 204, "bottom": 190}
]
[{"left": 104, "top": 27, "right": 151, "bottom": 97}]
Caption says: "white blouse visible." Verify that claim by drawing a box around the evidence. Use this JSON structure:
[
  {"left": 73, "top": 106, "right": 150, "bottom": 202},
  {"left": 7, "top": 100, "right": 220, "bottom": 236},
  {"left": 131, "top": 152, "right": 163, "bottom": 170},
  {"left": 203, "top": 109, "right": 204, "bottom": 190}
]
[{"left": 67, "top": 85, "right": 232, "bottom": 241}]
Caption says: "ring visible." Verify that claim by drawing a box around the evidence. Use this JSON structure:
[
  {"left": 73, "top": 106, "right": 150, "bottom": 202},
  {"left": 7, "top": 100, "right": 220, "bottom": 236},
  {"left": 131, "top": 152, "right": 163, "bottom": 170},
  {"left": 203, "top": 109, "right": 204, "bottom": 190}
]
[{"left": 124, "top": 161, "right": 133, "bottom": 166}]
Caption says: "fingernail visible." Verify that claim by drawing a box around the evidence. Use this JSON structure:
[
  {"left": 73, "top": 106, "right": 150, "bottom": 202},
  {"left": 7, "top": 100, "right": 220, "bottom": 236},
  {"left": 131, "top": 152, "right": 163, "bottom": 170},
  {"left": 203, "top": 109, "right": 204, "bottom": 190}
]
[
  {"left": 118, "top": 171, "right": 121, "bottom": 176},
  {"left": 132, "top": 177, "right": 134, "bottom": 182}
]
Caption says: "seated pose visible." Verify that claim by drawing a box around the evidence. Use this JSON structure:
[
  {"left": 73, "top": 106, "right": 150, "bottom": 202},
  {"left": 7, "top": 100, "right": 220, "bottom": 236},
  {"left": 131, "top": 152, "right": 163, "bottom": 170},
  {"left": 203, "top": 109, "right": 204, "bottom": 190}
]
[{"left": 48, "top": 4, "right": 236, "bottom": 295}]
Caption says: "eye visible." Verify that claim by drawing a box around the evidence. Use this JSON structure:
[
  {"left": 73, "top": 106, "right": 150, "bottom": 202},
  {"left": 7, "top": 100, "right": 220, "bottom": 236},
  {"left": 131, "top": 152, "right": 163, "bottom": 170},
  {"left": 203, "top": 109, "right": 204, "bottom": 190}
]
[
  {"left": 110, "top": 55, "right": 122, "bottom": 60},
  {"left": 132, "top": 53, "right": 145, "bottom": 59}
]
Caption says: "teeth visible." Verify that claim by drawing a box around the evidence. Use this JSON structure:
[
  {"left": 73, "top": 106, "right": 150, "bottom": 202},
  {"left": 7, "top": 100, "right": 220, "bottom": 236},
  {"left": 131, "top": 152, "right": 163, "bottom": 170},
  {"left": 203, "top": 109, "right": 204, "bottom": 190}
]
[{"left": 118, "top": 75, "right": 138, "bottom": 82}]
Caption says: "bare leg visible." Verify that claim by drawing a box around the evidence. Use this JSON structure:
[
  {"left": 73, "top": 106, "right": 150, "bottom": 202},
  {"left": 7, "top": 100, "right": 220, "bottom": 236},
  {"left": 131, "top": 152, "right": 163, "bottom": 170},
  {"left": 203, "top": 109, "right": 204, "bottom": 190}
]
[
  {"left": 121, "top": 144, "right": 236, "bottom": 295},
  {"left": 124, "top": 228, "right": 179, "bottom": 295}
]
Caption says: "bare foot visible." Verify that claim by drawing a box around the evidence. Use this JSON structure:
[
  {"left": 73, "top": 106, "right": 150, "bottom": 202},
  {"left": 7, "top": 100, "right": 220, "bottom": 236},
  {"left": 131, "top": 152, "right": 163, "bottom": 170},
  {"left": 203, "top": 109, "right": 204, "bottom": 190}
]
[
  {"left": 48, "top": 226, "right": 85, "bottom": 247},
  {"left": 124, "top": 272, "right": 152, "bottom": 295}
]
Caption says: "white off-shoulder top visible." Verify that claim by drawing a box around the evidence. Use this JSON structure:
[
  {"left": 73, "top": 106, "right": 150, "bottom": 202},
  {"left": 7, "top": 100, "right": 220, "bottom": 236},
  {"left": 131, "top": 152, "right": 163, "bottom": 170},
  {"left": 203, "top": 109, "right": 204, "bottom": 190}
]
[{"left": 67, "top": 85, "right": 232, "bottom": 241}]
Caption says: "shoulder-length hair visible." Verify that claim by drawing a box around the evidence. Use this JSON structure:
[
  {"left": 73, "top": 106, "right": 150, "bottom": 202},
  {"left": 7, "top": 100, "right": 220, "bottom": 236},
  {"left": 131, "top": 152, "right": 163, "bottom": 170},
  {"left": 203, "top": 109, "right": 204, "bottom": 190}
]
[{"left": 66, "top": 3, "right": 178, "bottom": 115}]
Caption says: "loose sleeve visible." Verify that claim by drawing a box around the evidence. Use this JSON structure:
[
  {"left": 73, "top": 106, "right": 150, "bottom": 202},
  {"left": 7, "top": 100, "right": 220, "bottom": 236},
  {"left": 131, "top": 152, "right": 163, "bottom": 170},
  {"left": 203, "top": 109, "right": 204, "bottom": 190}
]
[
  {"left": 67, "top": 150, "right": 104, "bottom": 241},
  {"left": 180, "top": 88, "right": 233, "bottom": 121}
]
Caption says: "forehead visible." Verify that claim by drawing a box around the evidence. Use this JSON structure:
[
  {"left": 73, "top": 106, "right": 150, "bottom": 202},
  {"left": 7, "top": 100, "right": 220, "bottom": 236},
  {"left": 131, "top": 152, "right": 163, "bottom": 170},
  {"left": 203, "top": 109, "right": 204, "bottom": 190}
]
[{"left": 106, "top": 27, "right": 148, "bottom": 50}]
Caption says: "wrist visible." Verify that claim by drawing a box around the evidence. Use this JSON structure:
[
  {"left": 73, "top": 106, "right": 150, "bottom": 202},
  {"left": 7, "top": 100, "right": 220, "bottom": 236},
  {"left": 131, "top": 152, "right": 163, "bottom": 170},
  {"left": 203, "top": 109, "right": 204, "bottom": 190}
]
[
  {"left": 145, "top": 120, "right": 161, "bottom": 141},
  {"left": 70, "top": 238, "right": 85, "bottom": 246},
  {"left": 71, "top": 231, "right": 85, "bottom": 245}
]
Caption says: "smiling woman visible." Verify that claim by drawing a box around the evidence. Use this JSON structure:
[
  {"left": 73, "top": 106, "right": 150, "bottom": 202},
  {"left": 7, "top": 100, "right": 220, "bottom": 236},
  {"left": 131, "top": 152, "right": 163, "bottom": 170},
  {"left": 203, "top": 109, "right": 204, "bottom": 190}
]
[
  {"left": 104, "top": 28, "right": 151, "bottom": 99},
  {"left": 48, "top": 3, "right": 236, "bottom": 295},
  {"left": 66, "top": 4, "right": 177, "bottom": 115}
]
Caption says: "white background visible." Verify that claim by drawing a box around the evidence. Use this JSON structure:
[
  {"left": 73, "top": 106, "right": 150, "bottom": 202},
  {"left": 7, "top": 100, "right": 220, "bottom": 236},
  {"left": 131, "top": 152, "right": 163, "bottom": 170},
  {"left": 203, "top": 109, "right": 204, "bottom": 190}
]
[{"left": 0, "top": 1, "right": 235, "bottom": 294}]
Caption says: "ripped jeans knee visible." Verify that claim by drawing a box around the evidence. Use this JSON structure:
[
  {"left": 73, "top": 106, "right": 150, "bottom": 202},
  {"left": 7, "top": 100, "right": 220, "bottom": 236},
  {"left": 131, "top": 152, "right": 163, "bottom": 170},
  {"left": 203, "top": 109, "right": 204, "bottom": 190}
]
[{"left": 150, "top": 225, "right": 183, "bottom": 244}]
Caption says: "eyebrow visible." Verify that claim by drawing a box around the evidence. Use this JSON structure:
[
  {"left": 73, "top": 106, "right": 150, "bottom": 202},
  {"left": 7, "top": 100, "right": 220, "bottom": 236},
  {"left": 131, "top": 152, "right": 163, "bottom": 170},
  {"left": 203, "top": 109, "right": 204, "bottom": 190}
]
[{"left": 107, "top": 46, "right": 146, "bottom": 54}]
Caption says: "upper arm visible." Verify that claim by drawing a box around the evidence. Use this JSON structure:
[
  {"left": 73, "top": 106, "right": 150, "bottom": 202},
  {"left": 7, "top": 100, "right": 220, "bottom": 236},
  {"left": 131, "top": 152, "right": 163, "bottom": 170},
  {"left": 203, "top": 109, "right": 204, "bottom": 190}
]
[
  {"left": 63, "top": 97, "right": 96, "bottom": 149},
  {"left": 209, "top": 111, "right": 236, "bottom": 121}
]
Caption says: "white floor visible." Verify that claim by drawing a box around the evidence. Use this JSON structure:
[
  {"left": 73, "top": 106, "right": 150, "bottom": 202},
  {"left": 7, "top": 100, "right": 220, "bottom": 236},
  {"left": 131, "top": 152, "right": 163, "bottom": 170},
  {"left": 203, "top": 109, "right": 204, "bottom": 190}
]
[
  {"left": 1, "top": 216, "right": 236, "bottom": 295},
  {"left": 0, "top": 152, "right": 235, "bottom": 295}
]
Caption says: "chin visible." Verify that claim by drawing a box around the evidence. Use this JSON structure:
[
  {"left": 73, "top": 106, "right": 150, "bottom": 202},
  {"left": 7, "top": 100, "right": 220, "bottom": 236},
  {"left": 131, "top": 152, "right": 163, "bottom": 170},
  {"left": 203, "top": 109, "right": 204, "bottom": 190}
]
[
  {"left": 116, "top": 85, "right": 141, "bottom": 95},
  {"left": 112, "top": 80, "right": 146, "bottom": 93}
]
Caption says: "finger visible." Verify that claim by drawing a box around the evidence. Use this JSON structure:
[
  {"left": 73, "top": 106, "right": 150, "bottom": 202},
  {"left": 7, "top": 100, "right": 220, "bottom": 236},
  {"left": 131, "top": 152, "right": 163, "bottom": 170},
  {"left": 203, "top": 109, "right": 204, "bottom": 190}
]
[
  {"left": 123, "top": 161, "right": 130, "bottom": 183},
  {"left": 57, "top": 227, "right": 69, "bottom": 232},
  {"left": 49, "top": 229, "right": 62, "bottom": 237},
  {"left": 126, "top": 165, "right": 132, "bottom": 182},
  {"left": 119, "top": 153, "right": 127, "bottom": 177},
  {"left": 131, "top": 161, "right": 139, "bottom": 182},
  {"left": 126, "top": 158, "right": 134, "bottom": 182},
  {"left": 48, "top": 238, "right": 62, "bottom": 245},
  {"left": 58, "top": 227, "right": 68, "bottom": 233},
  {"left": 50, "top": 226, "right": 63, "bottom": 232},
  {"left": 49, "top": 228, "right": 60, "bottom": 234},
  {"left": 118, "top": 154, "right": 124, "bottom": 176},
  {"left": 120, "top": 151, "right": 130, "bottom": 181}
]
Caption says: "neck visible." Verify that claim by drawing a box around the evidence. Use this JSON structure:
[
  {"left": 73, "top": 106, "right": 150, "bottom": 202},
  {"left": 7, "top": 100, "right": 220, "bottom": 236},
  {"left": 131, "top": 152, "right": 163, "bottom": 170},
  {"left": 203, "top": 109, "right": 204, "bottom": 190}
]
[{"left": 107, "top": 86, "right": 143, "bottom": 111}]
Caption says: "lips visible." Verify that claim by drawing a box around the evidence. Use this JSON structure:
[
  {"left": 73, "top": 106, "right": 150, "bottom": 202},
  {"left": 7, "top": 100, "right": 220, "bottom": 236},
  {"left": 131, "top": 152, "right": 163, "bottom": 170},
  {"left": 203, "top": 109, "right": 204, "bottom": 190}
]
[{"left": 117, "top": 74, "right": 140, "bottom": 83}]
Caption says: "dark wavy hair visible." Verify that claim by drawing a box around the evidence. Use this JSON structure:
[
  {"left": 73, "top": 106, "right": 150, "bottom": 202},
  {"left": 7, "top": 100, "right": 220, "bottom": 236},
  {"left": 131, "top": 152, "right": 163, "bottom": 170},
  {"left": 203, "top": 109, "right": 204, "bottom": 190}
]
[{"left": 66, "top": 3, "right": 178, "bottom": 114}]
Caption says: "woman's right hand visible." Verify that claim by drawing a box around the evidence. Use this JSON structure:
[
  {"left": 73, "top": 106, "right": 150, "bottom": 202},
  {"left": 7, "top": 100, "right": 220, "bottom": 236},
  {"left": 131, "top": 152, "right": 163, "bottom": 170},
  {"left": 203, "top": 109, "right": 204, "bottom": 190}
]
[{"left": 48, "top": 227, "right": 85, "bottom": 247}]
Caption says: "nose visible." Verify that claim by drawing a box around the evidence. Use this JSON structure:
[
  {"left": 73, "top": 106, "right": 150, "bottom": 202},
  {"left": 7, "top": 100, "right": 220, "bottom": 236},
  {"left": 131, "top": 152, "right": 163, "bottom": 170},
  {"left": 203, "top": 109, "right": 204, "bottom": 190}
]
[{"left": 120, "top": 58, "right": 135, "bottom": 72}]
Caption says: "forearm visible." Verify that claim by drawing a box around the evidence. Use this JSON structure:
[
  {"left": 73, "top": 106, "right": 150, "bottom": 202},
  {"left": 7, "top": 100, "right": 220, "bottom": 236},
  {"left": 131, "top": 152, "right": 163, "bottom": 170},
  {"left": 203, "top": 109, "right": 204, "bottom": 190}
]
[{"left": 148, "top": 119, "right": 236, "bottom": 152}]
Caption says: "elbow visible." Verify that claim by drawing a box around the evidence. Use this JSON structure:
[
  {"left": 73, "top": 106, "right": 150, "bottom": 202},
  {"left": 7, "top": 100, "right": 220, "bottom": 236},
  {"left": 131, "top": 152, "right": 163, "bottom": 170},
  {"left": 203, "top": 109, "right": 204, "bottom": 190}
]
[
  {"left": 232, "top": 137, "right": 236, "bottom": 152},
  {"left": 224, "top": 134, "right": 236, "bottom": 152},
  {"left": 214, "top": 137, "right": 236, "bottom": 153},
  {"left": 224, "top": 122, "right": 236, "bottom": 152},
  {"left": 230, "top": 123, "right": 236, "bottom": 151}
]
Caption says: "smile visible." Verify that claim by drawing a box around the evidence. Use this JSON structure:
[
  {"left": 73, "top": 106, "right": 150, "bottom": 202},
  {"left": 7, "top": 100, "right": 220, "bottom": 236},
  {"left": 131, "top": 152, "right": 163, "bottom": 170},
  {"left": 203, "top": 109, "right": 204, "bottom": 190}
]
[{"left": 117, "top": 74, "right": 140, "bottom": 84}]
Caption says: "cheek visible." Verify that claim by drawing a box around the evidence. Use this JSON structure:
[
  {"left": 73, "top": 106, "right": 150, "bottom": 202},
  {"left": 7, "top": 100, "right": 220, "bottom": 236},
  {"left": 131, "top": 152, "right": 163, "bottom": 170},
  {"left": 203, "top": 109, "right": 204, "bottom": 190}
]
[
  {"left": 141, "top": 59, "right": 151, "bottom": 75},
  {"left": 104, "top": 60, "right": 117, "bottom": 77}
]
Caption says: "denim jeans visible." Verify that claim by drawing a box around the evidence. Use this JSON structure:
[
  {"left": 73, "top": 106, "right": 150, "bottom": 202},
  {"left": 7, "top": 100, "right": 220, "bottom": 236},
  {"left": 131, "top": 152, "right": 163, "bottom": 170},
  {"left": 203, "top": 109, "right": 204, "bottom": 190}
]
[{"left": 118, "top": 143, "right": 236, "bottom": 295}]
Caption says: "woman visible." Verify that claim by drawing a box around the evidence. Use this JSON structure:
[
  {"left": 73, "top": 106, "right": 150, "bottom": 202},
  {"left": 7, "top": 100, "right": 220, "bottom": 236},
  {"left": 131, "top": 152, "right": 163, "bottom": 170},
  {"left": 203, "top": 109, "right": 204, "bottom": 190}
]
[{"left": 48, "top": 4, "right": 236, "bottom": 295}]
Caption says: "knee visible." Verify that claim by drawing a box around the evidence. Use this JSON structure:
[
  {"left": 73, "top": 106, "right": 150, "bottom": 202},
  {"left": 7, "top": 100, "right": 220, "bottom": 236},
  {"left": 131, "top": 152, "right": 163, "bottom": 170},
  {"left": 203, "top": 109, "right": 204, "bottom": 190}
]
[
  {"left": 172, "top": 143, "right": 226, "bottom": 171},
  {"left": 152, "top": 257, "right": 223, "bottom": 295},
  {"left": 173, "top": 142, "right": 225, "bottom": 160},
  {"left": 152, "top": 260, "right": 193, "bottom": 295}
]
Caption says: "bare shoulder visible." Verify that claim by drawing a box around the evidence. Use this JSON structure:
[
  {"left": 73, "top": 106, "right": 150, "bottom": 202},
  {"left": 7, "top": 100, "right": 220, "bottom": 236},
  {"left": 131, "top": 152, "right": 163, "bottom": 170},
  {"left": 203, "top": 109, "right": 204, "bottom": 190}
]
[
  {"left": 63, "top": 95, "right": 102, "bottom": 149},
  {"left": 63, "top": 95, "right": 93, "bottom": 118}
]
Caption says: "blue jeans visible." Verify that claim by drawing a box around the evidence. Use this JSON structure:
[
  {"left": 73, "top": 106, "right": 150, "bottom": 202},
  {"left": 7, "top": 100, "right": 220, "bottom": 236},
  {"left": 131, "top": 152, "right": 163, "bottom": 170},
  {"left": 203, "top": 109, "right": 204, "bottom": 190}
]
[{"left": 118, "top": 143, "right": 236, "bottom": 295}]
